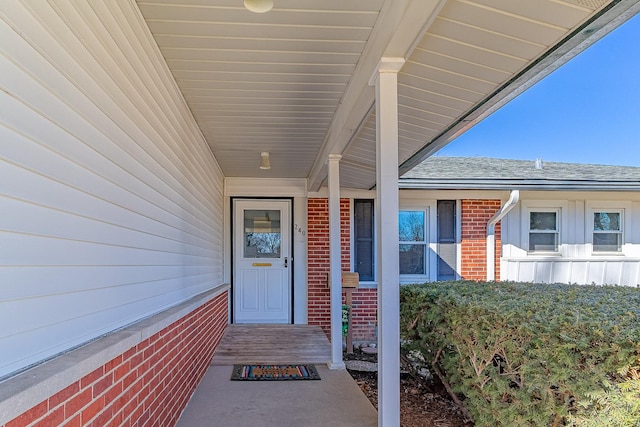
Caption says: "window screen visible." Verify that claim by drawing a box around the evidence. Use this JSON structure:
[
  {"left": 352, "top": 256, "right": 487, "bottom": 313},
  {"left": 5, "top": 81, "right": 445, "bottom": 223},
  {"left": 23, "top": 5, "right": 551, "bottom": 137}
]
[
  {"left": 593, "top": 212, "right": 622, "bottom": 252},
  {"left": 399, "top": 210, "right": 427, "bottom": 275},
  {"left": 529, "top": 211, "right": 558, "bottom": 252}
]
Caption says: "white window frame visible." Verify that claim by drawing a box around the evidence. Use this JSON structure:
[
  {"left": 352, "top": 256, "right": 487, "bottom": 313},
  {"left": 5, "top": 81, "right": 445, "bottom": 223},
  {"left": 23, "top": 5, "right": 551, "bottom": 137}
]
[
  {"left": 586, "top": 202, "right": 631, "bottom": 256},
  {"left": 521, "top": 201, "right": 566, "bottom": 256},
  {"left": 398, "top": 207, "right": 429, "bottom": 282}
]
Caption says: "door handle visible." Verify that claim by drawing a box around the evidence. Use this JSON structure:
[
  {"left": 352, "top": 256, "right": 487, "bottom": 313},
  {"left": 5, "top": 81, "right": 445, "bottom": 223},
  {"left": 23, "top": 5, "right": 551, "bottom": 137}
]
[{"left": 284, "top": 257, "right": 288, "bottom": 268}]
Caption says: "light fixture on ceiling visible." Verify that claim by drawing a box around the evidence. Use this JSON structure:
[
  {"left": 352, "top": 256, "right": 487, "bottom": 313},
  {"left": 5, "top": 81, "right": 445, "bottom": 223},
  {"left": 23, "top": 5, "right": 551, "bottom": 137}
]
[
  {"left": 259, "top": 152, "right": 271, "bottom": 170},
  {"left": 244, "top": 0, "right": 273, "bottom": 13}
]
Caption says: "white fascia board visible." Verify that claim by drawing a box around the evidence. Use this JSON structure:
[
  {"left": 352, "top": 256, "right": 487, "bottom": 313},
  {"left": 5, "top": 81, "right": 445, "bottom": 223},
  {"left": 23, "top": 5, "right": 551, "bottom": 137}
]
[{"left": 399, "top": 180, "right": 640, "bottom": 191}]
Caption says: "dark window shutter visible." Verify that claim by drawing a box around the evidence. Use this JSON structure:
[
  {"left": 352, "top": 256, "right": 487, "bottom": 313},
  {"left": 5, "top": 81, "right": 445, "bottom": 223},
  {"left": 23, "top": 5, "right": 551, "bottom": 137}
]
[
  {"left": 437, "top": 200, "right": 457, "bottom": 280},
  {"left": 354, "top": 199, "right": 374, "bottom": 281}
]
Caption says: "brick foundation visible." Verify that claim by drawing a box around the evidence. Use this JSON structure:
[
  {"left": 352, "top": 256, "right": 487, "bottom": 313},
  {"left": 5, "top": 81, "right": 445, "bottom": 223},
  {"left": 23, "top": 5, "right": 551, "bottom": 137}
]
[
  {"left": 2, "top": 290, "right": 228, "bottom": 427},
  {"left": 344, "top": 288, "right": 378, "bottom": 341},
  {"left": 460, "top": 199, "right": 502, "bottom": 280}
]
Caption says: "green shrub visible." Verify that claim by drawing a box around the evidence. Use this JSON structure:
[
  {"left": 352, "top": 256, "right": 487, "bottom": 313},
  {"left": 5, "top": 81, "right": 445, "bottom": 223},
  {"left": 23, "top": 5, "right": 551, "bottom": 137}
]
[{"left": 400, "top": 281, "right": 640, "bottom": 426}]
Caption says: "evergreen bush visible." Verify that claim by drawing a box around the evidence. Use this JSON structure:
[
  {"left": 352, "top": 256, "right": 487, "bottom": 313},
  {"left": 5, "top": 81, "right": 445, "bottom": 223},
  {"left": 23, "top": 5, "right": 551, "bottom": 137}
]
[{"left": 400, "top": 281, "right": 640, "bottom": 426}]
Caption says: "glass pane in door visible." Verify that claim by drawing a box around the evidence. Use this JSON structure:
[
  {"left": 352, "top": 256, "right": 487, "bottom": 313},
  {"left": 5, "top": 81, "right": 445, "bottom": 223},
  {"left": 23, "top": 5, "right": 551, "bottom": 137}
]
[{"left": 243, "top": 210, "right": 281, "bottom": 258}]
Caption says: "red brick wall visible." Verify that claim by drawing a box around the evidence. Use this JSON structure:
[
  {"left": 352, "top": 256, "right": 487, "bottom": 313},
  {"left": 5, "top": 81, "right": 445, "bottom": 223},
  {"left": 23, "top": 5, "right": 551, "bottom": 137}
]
[
  {"left": 345, "top": 288, "right": 377, "bottom": 340},
  {"left": 460, "top": 199, "right": 502, "bottom": 280},
  {"left": 3, "top": 291, "right": 228, "bottom": 427},
  {"left": 307, "top": 198, "right": 377, "bottom": 341}
]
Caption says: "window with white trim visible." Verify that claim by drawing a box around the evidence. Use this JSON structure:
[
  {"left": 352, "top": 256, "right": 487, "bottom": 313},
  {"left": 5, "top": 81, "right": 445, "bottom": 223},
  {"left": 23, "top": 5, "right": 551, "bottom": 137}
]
[
  {"left": 593, "top": 211, "right": 622, "bottom": 253},
  {"left": 399, "top": 210, "right": 427, "bottom": 275},
  {"left": 528, "top": 210, "right": 559, "bottom": 252}
]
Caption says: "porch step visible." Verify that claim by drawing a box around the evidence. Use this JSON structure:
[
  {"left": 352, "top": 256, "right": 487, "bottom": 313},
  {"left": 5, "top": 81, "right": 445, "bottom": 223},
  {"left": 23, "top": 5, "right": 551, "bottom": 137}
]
[{"left": 211, "top": 324, "right": 332, "bottom": 365}]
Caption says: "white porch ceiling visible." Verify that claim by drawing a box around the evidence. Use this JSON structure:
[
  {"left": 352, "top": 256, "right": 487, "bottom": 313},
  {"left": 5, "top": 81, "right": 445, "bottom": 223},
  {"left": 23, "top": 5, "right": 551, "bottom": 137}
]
[{"left": 136, "top": 0, "right": 639, "bottom": 190}]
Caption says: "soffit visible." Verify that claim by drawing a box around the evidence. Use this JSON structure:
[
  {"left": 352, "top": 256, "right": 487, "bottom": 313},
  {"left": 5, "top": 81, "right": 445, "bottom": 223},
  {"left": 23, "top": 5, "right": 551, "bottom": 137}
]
[
  {"left": 136, "top": 0, "right": 385, "bottom": 180},
  {"left": 341, "top": 0, "right": 619, "bottom": 189},
  {"left": 136, "top": 0, "right": 633, "bottom": 190}
]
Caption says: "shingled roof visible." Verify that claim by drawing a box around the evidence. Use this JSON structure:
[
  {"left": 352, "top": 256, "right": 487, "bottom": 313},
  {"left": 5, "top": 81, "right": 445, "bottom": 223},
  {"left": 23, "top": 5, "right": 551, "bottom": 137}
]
[{"left": 400, "top": 157, "right": 640, "bottom": 191}]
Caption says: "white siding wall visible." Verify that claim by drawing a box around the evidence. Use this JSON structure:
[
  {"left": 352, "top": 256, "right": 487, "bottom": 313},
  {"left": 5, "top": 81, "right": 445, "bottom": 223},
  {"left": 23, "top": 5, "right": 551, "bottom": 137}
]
[
  {"left": 501, "top": 192, "right": 640, "bottom": 286},
  {"left": 0, "top": 0, "right": 224, "bottom": 378}
]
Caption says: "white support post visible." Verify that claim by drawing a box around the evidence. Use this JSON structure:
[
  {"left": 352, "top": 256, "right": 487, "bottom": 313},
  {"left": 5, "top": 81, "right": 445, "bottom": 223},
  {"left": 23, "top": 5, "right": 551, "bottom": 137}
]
[
  {"left": 370, "top": 57, "right": 404, "bottom": 427},
  {"left": 328, "top": 154, "right": 345, "bottom": 370}
]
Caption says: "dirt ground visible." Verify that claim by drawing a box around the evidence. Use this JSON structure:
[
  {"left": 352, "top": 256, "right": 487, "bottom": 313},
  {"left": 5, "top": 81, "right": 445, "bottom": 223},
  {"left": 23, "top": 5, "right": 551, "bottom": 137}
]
[{"left": 345, "top": 350, "right": 473, "bottom": 427}]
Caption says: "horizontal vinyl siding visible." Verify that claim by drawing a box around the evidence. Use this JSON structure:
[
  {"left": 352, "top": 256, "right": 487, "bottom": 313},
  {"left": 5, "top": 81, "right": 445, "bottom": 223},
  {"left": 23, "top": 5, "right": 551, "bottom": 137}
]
[{"left": 0, "top": 0, "right": 224, "bottom": 378}]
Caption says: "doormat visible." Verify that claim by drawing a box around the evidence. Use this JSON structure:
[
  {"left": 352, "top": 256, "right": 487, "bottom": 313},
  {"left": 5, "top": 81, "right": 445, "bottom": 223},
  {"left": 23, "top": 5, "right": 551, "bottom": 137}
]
[{"left": 231, "top": 364, "right": 321, "bottom": 381}]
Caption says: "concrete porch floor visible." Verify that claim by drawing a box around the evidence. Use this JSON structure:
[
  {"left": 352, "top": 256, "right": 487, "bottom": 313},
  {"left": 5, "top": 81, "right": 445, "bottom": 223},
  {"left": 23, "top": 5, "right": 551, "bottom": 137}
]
[{"left": 177, "top": 324, "right": 378, "bottom": 427}]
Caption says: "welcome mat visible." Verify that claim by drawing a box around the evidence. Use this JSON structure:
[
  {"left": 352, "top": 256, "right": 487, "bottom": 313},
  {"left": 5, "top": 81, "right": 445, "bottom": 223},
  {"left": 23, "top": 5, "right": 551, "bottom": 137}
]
[{"left": 231, "top": 364, "right": 321, "bottom": 381}]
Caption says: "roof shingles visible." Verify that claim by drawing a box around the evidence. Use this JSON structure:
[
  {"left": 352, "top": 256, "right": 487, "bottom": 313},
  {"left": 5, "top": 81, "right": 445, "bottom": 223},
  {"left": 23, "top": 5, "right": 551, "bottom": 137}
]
[{"left": 400, "top": 157, "right": 640, "bottom": 189}]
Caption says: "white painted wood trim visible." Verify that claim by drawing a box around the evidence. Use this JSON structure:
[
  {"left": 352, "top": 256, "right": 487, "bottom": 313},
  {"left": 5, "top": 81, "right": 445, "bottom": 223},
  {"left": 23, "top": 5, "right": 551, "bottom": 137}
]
[
  {"left": 225, "top": 178, "right": 308, "bottom": 197},
  {"left": 327, "top": 154, "right": 345, "bottom": 370},
  {"left": 309, "top": 187, "right": 377, "bottom": 199},
  {"left": 374, "top": 60, "right": 403, "bottom": 427}
]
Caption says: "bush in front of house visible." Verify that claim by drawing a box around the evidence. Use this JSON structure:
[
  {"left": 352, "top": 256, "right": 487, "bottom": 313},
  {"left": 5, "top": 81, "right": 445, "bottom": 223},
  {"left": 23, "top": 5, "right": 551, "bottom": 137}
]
[{"left": 400, "top": 281, "right": 640, "bottom": 426}]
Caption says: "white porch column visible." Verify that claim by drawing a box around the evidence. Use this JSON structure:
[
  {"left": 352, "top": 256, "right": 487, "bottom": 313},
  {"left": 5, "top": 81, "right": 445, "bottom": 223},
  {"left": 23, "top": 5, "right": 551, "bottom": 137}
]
[
  {"left": 328, "top": 153, "right": 345, "bottom": 370},
  {"left": 371, "top": 57, "right": 404, "bottom": 427}
]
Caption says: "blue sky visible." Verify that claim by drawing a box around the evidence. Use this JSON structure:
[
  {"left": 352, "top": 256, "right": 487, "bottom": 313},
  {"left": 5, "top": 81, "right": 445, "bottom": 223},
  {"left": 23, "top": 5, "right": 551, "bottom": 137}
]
[{"left": 435, "top": 13, "right": 640, "bottom": 167}]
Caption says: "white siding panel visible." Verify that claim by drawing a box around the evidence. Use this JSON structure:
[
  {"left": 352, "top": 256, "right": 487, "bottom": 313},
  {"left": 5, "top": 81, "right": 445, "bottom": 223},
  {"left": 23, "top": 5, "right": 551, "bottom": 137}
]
[
  {"left": 0, "top": 284, "right": 214, "bottom": 376},
  {"left": 2, "top": 266, "right": 215, "bottom": 301},
  {"left": 587, "top": 262, "right": 605, "bottom": 284},
  {"left": 517, "top": 262, "right": 535, "bottom": 282},
  {"left": 552, "top": 262, "right": 572, "bottom": 284},
  {"left": 0, "top": 0, "right": 224, "bottom": 378},
  {"left": 631, "top": 202, "right": 640, "bottom": 257},
  {"left": 502, "top": 259, "right": 640, "bottom": 287},
  {"left": 571, "top": 261, "right": 589, "bottom": 285},
  {"left": 620, "top": 262, "right": 640, "bottom": 286},
  {"left": 0, "top": 196, "right": 215, "bottom": 257},
  {"left": 0, "top": 37, "right": 214, "bottom": 237},
  {"left": 534, "top": 262, "right": 553, "bottom": 284},
  {"left": 0, "top": 161, "right": 209, "bottom": 248},
  {"left": 601, "top": 262, "right": 622, "bottom": 286}
]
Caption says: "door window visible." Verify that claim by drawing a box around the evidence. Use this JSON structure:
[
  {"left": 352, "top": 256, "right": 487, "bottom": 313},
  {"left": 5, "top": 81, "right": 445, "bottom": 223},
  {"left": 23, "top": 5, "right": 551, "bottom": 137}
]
[{"left": 243, "top": 210, "right": 281, "bottom": 258}]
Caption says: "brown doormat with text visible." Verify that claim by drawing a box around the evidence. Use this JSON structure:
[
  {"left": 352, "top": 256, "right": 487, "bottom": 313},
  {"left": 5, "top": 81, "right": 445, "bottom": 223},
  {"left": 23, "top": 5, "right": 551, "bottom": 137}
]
[{"left": 230, "top": 364, "right": 321, "bottom": 381}]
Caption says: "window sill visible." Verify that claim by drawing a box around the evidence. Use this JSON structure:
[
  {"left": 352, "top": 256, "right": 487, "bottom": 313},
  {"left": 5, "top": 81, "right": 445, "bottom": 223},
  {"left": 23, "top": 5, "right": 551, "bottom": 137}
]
[
  {"left": 357, "top": 281, "right": 378, "bottom": 289},
  {"left": 527, "top": 252, "right": 562, "bottom": 257},
  {"left": 591, "top": 252, "right": 625, "bottom": 257},
  {"left": 399, "top": 275, "right": 429, "bottom": 285}
]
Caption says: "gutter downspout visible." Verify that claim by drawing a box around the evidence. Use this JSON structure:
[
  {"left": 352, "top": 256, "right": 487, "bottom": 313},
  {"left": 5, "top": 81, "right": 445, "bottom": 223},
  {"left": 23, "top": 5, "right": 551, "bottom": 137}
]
[{"left": 486, "top": 190, "right": 519, "bottom": 281}]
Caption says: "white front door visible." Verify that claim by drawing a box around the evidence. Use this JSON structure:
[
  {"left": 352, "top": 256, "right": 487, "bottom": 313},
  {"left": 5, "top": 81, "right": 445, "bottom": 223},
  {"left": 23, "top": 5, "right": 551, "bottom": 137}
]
[{"left": 233, "top": 199, "right": 291, "bottom": 323}]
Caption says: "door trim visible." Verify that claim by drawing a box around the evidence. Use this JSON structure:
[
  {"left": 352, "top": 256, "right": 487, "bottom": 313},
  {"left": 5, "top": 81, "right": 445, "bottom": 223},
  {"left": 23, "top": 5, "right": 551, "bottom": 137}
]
[{"left": 231, "top": 197, "right": 294, "bottom": 324}]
